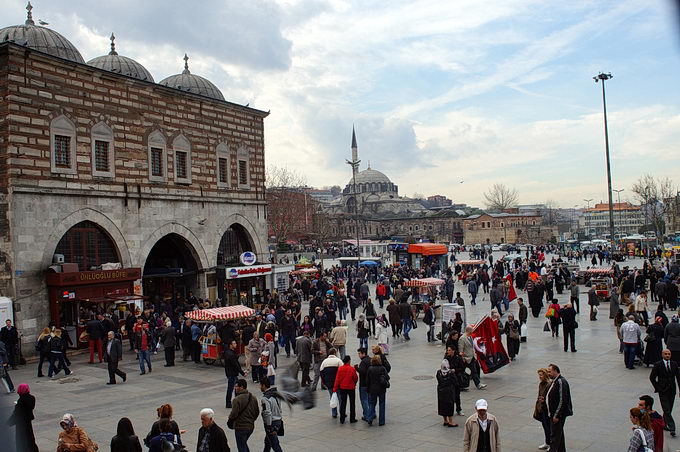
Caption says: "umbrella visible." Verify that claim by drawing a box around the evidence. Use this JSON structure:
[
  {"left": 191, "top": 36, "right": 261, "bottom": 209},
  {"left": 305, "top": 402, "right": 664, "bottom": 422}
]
[{"left": 360, "top": 260, "right": 379, "bottom": 266}]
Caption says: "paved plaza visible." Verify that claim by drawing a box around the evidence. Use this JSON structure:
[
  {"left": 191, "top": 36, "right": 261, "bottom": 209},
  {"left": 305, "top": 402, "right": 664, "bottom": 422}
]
[{"left": 2, "top": 256, "right": 676, "bottom": 451}]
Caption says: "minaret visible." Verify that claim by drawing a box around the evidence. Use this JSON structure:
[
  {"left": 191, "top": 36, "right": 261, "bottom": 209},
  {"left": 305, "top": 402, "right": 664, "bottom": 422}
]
[{"left": 351, "top": 125, "right": 359, "bottom": 180}]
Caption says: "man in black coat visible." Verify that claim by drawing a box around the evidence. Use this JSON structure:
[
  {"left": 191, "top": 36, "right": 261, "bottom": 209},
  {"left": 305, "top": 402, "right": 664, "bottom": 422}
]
[
  {"left": 197, "top": 408, "right": 230, "bottom": 452},
  {"left": 650, "top": 348, "right": 680, "bottom": 437},
  {"left": 0, "top": 319, "right": 19, "bottom": 369},
  {"left": 104, "top": 331, "right": 126, "bottom": 384},
  {"left": 546, "top": 363, "right": 572, "bottom": 452},
  {"left": 86, "top": 315, "right": 105, "bottom": 364},
  {"left": 224, "top": 340, "right": 245, "bottom": 408},
  {"left": 560, "top": 303, "right": 577, "bottom": 353}
]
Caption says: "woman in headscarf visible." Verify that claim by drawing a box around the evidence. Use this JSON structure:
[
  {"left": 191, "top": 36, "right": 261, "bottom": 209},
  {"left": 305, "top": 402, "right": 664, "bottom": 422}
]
[
  {"left": 111, "top": 417, "right": 142, "bottom": 452},
  {"left": 644, "top": 316, "right": 665, "bottom": 367},
  {"left": 7, "top": 383, "right": 38, "bottom": 452},
  {"left": 374, "top": 314, "right": 390, "bottom": 355},
  {"left": 436, "top": 360, "right": 458, "bottom": 427},
  {"left": 504, "top": 313, "right": 521, "bottom": 361},
  {"left": 57, "top": 413, "right": 97, "bottom": 452},
  {"left": 263, "top": 332, "right": 277, "bottom": 370}
]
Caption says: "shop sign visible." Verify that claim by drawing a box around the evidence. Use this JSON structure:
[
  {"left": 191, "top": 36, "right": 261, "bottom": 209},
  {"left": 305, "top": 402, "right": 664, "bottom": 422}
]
[
  {"left": 389, "top": 243, "right": 408, "bottom": 251},
  {"left": 47, "top": 268, "right": 142, "bottom": 287},
  {"left": 225, "top": 264, "right": 272, "bottom": 279},
  {"left": 240, "top": 251, "right": 257, "bottom": 266}
]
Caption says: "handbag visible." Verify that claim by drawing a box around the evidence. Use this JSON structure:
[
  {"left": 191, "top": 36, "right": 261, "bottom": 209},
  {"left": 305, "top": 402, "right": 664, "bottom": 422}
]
[
  {"left": 573, "top": 321, "right": 578, "bottom": 329},
  {"left": 329, "top": 391, "right": 339, "bottom": 409},
  {"left": 508, "top": 327, "right": 520, "bottom": 340},
  {"left": 543, "top": 321, "right": 550, "bottom": 332},
  {"left": 644, "top": 332, "right": 655, "bottom": 343},
  {"left": 275, "top": 419, "right": 285, "bottom": 436},
  {"left": 545, "top": 308, "right": 555, "bottom": 318},
  {"left": 380, "top": 371, "right": 391, "bottom": 388}
]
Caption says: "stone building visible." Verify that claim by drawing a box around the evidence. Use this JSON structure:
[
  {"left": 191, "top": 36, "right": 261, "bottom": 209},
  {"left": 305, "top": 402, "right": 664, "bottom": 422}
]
[
  {"left": 0, "top": 5, "right": 269, "bottom": 349},
  {"left": 462, "top": 213, "right": 557, "bottom": 245}
]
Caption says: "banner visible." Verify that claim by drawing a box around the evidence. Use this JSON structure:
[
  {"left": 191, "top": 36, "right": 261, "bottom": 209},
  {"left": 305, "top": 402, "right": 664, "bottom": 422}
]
[{"left": 471, "top": 316, "right": 509, "bottom": 374}]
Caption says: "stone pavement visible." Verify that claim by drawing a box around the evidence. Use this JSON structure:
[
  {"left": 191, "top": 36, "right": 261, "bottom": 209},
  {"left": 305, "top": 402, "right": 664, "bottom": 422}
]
[{"left": 2, "top": 256, "right": 677, "bottom": 451}]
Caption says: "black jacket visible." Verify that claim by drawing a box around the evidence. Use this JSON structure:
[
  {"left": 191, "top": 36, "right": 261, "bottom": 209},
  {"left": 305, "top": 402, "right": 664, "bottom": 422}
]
[
  {"left": 650, "top": 359, "right": 680, "bottom": 394},
  {"left": 366, "top": 363, "right": 389, "bottom": 395},
  {"left": 224, "top": 348, "right": 244, "bottom": 377},
  {"left": 560, "top": 307, "right": 577, "bottom": 330},
  {"left": 105, "top": 338, "right": 123, "bottom": 363},
  {"left": 1, "top": 325, "right": 19, "bottom": 345},
  {"left": 546, "top": 375, "right": 573, "bottom": 419},
  {"left": 356, "top": 355, "right": 371, "bottom": 387},
  {"left": 197, "top": 422, "right": 230, "bottom": 452},
  {"left": 86, "top": 319, "right": 105, "bottom": 340},
  {"left": 111, "top": 434, "right": 143, "bottom": 452}
]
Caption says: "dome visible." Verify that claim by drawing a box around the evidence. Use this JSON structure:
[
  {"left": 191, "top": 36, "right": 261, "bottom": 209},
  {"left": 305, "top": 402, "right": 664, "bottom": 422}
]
[
  {"left": 353, "top": 168, "right": 391, "bottom": 185},
  {"left": 87, "top": 34, "right": 154, "bottom": 82},
  {"left": 0, "top": 3, "right": 84, "bottom": 63},
  {"left": 159, "top": 54, "right": 225, "bottom": 101}
]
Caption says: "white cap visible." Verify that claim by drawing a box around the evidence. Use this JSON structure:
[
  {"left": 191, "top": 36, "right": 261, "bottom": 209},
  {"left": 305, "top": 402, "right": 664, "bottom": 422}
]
[{"left": 475, "top": 399, "right": 488, "bottom": 410}]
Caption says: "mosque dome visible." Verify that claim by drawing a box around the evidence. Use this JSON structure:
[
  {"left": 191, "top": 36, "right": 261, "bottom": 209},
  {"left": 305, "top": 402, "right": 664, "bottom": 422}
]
[
  {"left": 0, "top": 2, "right": 85, "bottom": 63},
  {"left": 87, "top": 33, "right": 154, "bottom": 82},
  {"left": 159, "top": 54, "right": 225, "bottom": 101},
  {"left": 352, "top": 168, "right": 392, "bottom": 185}
]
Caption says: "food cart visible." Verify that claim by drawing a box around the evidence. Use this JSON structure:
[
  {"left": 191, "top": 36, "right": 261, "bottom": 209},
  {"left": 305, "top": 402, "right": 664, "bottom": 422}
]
[
  {"left": 184, "top": 305, "right": 255, "bottom": 365},
  {"left": 404, "top": 277, "right": 445, "bottom": 317},
  {"left": 582, "top": 268, "right": 613, "bottom": 303},
  {"left": 456, "top": 259, "right": 486, "bottom": 281}
]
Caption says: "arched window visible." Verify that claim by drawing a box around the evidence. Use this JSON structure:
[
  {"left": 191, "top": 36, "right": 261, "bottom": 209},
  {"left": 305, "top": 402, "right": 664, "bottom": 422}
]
[
  {"left": 173, "top": 134, "right": 192, "bottom": 184},
  {"left": 216, "top": 142, "right": 230, "bottom": 188},
  {"left": 55, "top": 221, "right": 120, "bottom": 271},
  {"left": 91, "top": 121, "right": 114, "bottom": 177},
  {"left": 148, "top": 130, "right": 167, "bottom": 182},
  {"left": 347, "top": 197, "right": 357, "bottom": 214},
  {"left": 50, "top": 114, "right": 77, "bottom": 174},
  {"left": 217, "top": 225, "right": 253, "bottom": 266}
]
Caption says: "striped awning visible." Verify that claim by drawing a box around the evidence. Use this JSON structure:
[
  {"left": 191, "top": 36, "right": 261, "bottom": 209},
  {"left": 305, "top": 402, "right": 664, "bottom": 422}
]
[
  {"left": 584, "top": 268, "right": 613, "bottom": 275},
  {"left": 457, "top": 260, "right": 486, "bottom": 265},
  {"left": 185, "top": 305, "right": 255, "bottom": 322},
  {"left": 404, "top": 277, "right": 445, "bottom": 287}
]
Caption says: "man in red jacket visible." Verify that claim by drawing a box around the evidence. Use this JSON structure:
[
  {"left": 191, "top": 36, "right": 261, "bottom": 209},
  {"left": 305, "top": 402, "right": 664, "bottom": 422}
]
[
  {"left": 639, "top": 395, "right": 665, "bottom": 452},
  {"left": 334, "top": 355, "right": 359, "bottom": 424}
]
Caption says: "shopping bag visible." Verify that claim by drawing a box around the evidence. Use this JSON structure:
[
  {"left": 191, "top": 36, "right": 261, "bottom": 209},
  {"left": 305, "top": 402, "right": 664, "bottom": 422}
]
[
  {"left": 543, "top": 321, "right": 550, "bottom": 332},
  {"left": 329, "top": 392, "right": 339, "bottom": 409},
  {"left": 520, "top": 323, "right": 528, "bottom": 342}
]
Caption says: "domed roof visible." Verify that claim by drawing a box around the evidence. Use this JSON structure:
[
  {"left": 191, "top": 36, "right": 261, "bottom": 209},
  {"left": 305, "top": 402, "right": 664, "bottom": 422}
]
[
  {"left": 0, "top": 3, "right": 84, "bottom": 63},
  {"left": 159, "top": 54, "right": 224, "bottom": 101},
  {"left": 87, "top": 34, "right": 154, "bottom": 82},
  {"left": 353, "top": 168, "right": 391, "bottom": 185}
]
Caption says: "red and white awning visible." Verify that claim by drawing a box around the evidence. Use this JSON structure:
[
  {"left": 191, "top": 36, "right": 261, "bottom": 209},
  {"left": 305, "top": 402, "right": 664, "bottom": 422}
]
[
  {"left": 404, "top": 277, "right": 445, "bottom": 287},
  {"left": 185, "top": 305, "right": 255, "bottom": 322},
  {"left": 584, "top": 268, "right": 613, "bottom": 275},
  {"left": 457, "top": 260, "right": 486, "bottom": 265},
  {"left": 290, "top": 268, "right": 319, "bottom": 275}
]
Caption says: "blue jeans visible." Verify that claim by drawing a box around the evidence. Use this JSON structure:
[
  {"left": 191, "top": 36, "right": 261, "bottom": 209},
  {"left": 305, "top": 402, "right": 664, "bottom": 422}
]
[
  {"left": 235, "top": 429, "right": 253, "bottom": 452},
  {"left": 403, "top": 318, "right": 412, "bottom": 338},
  {"left": 359, "top": 337, "right": 368, "bottom": 349},
  {"left": 282, "top": 335, "right": 295, "bottom": 356},
  {"left": 263, "top": 424, "right": 283, "bottom": 452},
  {"left": 139, "top": 350, "right": 151, "bottom": 373},
  {"left": 368, "top": 392, "right": 386, "bottom": 425},
  {"left": 328, "top": 388, "right": 338, "bottom": 417},
  {"left": 624, "top": 343, "right": 637, "bottom": 369},
  {"left": 359, "top": 387, "right": 369, "bottom": 419},
  {"left": 338, "top": 306, "right": 347, "bottom": 320},
  {"left": 226, "top": 375, "right": 236, "bottom": 407}
]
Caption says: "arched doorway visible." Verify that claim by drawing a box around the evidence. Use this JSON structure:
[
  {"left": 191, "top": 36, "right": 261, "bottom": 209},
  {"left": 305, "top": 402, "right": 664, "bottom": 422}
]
[
  {"left": 143, "top": 233, "right": 200, "bottom": 305},
  {"left": 54, "top": 220, "right": 120, "bottom": 270},
  {"left": 216, "top": 224, "right": 264, "bottom": 306}
]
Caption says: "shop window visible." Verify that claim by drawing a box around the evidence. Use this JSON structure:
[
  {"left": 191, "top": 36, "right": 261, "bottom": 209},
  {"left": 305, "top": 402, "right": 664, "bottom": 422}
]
[
  {"left": 173, "top": 134, "right": 192, "bottom": 184},
  {"left": 216, "top": 142, "right": 230, "bottom": 188},
  {"left": 50, "top": 114, "right": 77, "bottom": 174},
  {"left": 55, "top": 221, "right": 120, "bottom": 271},
  {"left": 91, "top": 121, "right": 114, "bottom": 177},
  {"left": 148, "top": 130, "right": 167, "bottom": 182},
  {"left": 237, "top": 146, "right": 250, "bottom": 189}
]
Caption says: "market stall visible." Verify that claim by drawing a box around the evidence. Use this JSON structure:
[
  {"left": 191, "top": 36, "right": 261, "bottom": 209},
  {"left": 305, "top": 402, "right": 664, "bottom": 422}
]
[
  {"left": 408, "top": 243, "right": 448, "bottom": 270},
  {"left": 582, "top": 268, "right": 613, "bottom": 303},
  {"left": 404, "top": 277, "right": 445, "bottom": 315},
  {"left": 185, "top": 305, "right": 255, "bottom": 365}
]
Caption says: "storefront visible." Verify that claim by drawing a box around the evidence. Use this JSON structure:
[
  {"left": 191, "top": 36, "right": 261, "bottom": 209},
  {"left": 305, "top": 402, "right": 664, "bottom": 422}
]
[
  {"left": 407, "top": 243, "right": 448, "bottom": 269},
  {"left": 218, "top": 264, "right": 272, "bottom": 307},
  {"left": 46, "top": 268, "right": 143, "bottom": 348},
  {"left": 389, "top": 243, "right": 410, "bottom": 266}
]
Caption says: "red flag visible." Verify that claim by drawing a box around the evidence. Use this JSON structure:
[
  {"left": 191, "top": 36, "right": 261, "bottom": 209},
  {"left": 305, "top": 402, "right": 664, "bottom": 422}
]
[
  {"left": 505, "top": 274, "right": 517, "bottom": 302},
  {"left": 471, "top": 316, "right": 510, "bottom": 374}
]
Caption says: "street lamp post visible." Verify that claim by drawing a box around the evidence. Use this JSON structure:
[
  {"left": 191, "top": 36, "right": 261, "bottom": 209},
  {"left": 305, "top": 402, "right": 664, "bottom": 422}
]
[
  {"left": 613, "top": 188, "right": 624, "bottom": 239},
  {"left": 594, "top": 72, "right": 616, "bottom": 249},
  {"left": 584, "top": 198, "right": 593, "bottom": 238},
  {"left": 346, "top": 159, "right": 361, "bottom": 271}
]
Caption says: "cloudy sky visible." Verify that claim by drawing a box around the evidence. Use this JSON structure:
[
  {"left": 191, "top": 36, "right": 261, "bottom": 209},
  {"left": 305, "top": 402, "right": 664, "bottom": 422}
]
[{"left": 6, "top": 0, "right": 680, "bottom": 208}]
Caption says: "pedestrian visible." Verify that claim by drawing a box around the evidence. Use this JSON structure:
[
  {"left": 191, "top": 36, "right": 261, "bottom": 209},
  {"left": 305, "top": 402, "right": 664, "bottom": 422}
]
[
  {"left": 191, "top": 321, "right": 203, "bottom": 364},
  {"left": 260, "top": 378, "right": 284, "bottom": 452},
  {"left": 621, "top": 315, "right": 643, "bottom": 369},
  {"left": 311, "top": 332, "right": 333, "bottom": 391},
  {"left": 627, "top": 407, "right": 655, "bottom": 452},
  {"left": 320, "top": 348, "right": 342, "bottom": 418},
  {"left": 437, "top": 359, "right": 458, "bottom": 427},
  {"left": 144, "top": 404, "right": 184, "bottom": 447},
  {"left": 635, "top": 290, "right": 650, "bottom": 327},
  {"left": 644, "top": 317, "right": 665, "bottom": 367},
  {"left": 225, "top": 340, "right": 246, "bottom": 408},
  {"left": 110, "top": 417, "right": 142, "bottom": 452},
  {"left": 649, "top": 348, "right": 680, "bottom": 437},
  {"left": 248, "top": 332, "right": 266, "bottom": 383},
  {"left": 638, "top": 395, "right": 665, "bottom": 452},
  {"left": 517, "top": 297, "right": 528, "bottom": 325},
  {"left": 463, "top": 399, "right": 501, "bottom": 452},
  {"left": 1, "top": 319, "right": 19, "bottom": 369},
  {"left": 197, "top": 408, "right": 230, "bottom": 452},
  {"left": 85, "top": 315, "right": 104, "bottom": 364},
  {"left": 0, "top": 340, "right": 15, "bottom": 392},
  {"left": 665, "top": 315, "right": 680, "bottom": 365},
  {"left": 423, "top": 302, "right": 437, "bottom": 343},
  {"left": 459, "top": 326, "right": 487, "bottom": 390},
  {"left": 609, "top": 285, "right": 620, "bottom": 319},
  {"left": 104, "top": 330, "right": 127, "bottom": 384},
  {"left": 356, "top": 348, "right": 371, "bottom": 422},
  {"left": 364, "top": 298, "right": 377, "bottom": 335},
  {"left": 374, "top": 314, "right": 390, "bottom": 354},
  {"left": 148, "top": 417, "right": 183, "bottom": 452},
  {"left": 161, "top": 319, "right": 176, "bottom": 367},
  {"left": 334, "top": 355, "right": 358, "bottom": 424},
  {"left": 279, "top": 309, "right": 297, "bottom": 358},
  {"left": 295, "top": 330, "right": 313, "bottom": 387},
  {"left": 365, "top": 354, "right": 389, "bottom": 426},
  {"left": 35, "top": 327, "right": 51, "bottom": 378},
  {"left": 533, "top": 368, "right": 552, "bottom": 451},
  {"left": 587, "top": 286, "right": 599, "bottom": 321},
  {"left": 57, "top": 413, "right": 98, "bottom": 452},
  {"left": 568, "top": 280, "right": 580, "bottom": 314},
  {"left": 330, "top": 320, "right": 348, "bottom": 359},
  {"left": 181, "top": 319, "right": 193, "bottom": 361},
  {"left": 443, "top": 346, "right": 465, "bottom": 415},
  {"left": 503, "top": 313, "right": 521, "bottom": 360},
  {"left": 546, "top": 363, "right": 572, "bottom": 452},
  {"left": 560, "top": 302, "right": 578, "bottom": 353},
  {"left": 134, "top": 322, "right": 152, "bottom": 375},
  {"left": 47, "top": 328, "right": 72, "bottom": 379},
  {"left": 7, "top": 383, "right": 38, "bottom": 452},
  {"left": 547, "top": 299, "right": 561, "bottom": 338},
  {"left": 356, "top": 314, "right": 370, "bottom": 350},
  {"left": 468, "top": 279, "right": 478, "bottom": 306},
  {"left": 227, "top": 379, "right": 260, "bottom": 452},
  {"left": 386, "top": 298, "right": 401, "bottom": 337}
]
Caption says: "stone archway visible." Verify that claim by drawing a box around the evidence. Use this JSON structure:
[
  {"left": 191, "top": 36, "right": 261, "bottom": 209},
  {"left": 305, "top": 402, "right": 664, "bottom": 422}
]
[
  {"left": 136, "top": 222, "right": 209, "bottom": 271},
  {"left": 216, "top": 213, "right": 264, "bottom": 263}
]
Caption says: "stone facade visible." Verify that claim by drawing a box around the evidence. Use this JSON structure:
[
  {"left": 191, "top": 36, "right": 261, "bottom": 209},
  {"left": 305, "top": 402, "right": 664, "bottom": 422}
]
[
  {"left": 462, "top": 213, "right": 557, "bottom": 245},
  {"left": 0, "top": 42, "right": 268, "bottom": 346}
]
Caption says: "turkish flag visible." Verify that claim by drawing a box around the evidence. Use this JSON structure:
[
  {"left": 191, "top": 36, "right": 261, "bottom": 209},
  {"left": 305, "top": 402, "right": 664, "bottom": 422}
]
[
  {"left": 471, "top": 316, "right": 510, "bottom": 374},
  {"left": 505, "top": 274, "right": 517, "bottom": 302}
]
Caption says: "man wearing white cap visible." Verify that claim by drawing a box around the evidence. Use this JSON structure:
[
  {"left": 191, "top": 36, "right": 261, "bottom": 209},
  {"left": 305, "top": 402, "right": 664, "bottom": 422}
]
[{"left": 463, "top": 399, "right": 501, "bottom": 452}]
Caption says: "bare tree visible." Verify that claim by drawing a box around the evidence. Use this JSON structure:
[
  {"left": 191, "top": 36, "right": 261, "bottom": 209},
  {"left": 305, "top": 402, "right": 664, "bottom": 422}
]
[
  {"left": 265, "top": 166, "right": 308, "bottom": 247},
  {"left": 484, "top": 183, "right": 518, "bottom": 211},
  {"left": 540, "top": 199, "right": 563, "bottom": 225},
  {"left": 631, "top": 174, "right": 676, "bottom": 237}
]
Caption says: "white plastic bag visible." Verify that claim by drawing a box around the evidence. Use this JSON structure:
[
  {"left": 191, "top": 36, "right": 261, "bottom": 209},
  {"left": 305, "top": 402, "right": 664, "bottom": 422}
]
[
  {"left": 520, "top": 323, "right": 528, "bottom": 338},
  {"left": 329, "top": 391, "right": 339, "bottom": 409}
]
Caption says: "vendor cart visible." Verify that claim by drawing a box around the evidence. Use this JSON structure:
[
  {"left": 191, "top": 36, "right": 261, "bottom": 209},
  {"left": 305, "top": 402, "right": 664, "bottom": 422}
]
[
  {"left": 582, "top": 268, "right": 613, "bottom": 303},
  {"left": 404, "top": 277, "right": 445, "bottom": 318},
  {"left": 184, "top": 305, "right": 256, "bottom": 365}
]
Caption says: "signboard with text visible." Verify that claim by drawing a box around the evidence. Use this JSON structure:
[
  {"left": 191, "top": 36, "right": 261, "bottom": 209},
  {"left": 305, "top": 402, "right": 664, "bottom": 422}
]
[{"left": 225, "top": 264, "right": 272, "bottom": 279}]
